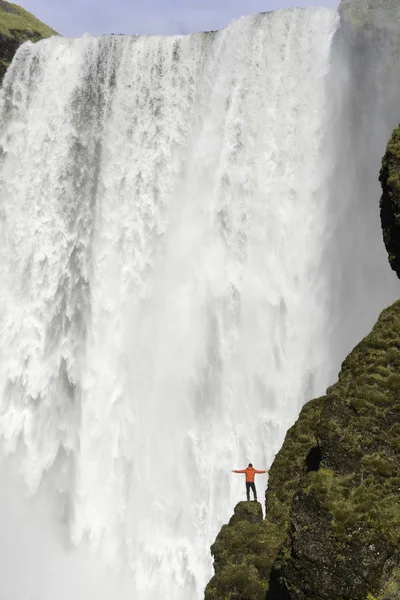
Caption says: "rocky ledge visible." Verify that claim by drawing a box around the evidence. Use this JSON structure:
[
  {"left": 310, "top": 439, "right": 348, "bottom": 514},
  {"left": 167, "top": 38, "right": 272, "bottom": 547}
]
[
  {"left": 206, "top": 299, "right": 400, "bottom": 600},
  {"left": 380, "top": 126, "right": 400, "bottom": 279}
]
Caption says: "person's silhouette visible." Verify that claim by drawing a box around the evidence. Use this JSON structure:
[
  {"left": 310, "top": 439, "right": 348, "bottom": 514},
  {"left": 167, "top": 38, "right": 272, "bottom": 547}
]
[{"left": 232, "top": 463, "right": 267, "bottom": 501}]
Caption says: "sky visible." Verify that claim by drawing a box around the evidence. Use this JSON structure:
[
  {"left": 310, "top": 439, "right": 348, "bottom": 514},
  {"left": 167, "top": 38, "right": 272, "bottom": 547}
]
[{"left": 18, "top": 0, "right": 340, "bottom": 37}]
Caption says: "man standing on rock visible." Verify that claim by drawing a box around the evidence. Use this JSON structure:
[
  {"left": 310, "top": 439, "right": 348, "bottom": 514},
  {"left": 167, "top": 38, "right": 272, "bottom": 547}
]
[{"left": 232, "top": 463, "right": 268, "bottom": 501}]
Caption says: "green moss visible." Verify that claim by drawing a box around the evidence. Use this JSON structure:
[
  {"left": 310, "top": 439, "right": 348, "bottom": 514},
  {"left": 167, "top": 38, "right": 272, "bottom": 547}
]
[
  {"left": 270, "top": 301, "right": 400, "bottom": 598},
  {"left": 376, "top": 567, "right": 400, "bottom": 599},
  {"left": 0, "top": 0, "right": 57, "bottom": 83},
  {"left": 312, "top": 302, "right": 400, "bottom": 549},
  {"left": 0, "top": 1, "right": 56, "bottom": 40},
  {"left": 207, "top": 301, "right": 400, "bottom": 599},
  {"left": 205, "top": 501, "right": 271, "bottom": 599},
  {"left": 205, "top": 399, "right": 324, "bottom": 600},
  {"left": 264, "top": 396, "right": 324, "bottom": 532}
]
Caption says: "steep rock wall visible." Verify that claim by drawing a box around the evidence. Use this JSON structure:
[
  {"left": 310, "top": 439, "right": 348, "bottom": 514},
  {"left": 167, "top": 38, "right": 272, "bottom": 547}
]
[
  {"left": 268, "top": 300, "right": 400, "bottom": 600},
  {"left": 205, "top": 399, "right": 324, "bottom": 599},
  {"left": 206, "top": 300, "right": 400, "bottom": 599},
  {"left": 380, "top": 126, "right": 400, "bottom": 279}
]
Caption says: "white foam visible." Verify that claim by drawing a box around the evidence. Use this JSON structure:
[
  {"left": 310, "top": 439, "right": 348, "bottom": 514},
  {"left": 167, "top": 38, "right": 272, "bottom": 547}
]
[{"left": 0, "top": 7, "right": 393, "bottom": 599}]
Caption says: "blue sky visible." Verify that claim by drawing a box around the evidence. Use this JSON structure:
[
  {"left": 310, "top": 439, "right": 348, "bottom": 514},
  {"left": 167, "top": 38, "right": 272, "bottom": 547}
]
[{"left": 18, "top": 0, "right": 340, "bottom": 37}]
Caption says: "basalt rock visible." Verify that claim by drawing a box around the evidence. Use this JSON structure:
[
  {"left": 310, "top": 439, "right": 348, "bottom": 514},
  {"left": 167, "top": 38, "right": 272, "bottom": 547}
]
[
  {"left": 204, "top": 398, "right": 324, "bottom": 600},
  {"left": 206, "top": 299, "right": 400, "bottom": 600},
  {"left": 380, "top": 126, "right": 400, "bottom": 279},
  {"left": 268, "top": 300, "right": 400, "bottom": 600}
]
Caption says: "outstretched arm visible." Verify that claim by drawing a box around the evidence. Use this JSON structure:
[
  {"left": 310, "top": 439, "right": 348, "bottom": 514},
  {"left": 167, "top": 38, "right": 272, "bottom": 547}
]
[
  {"left": 254, "top": 469, "right": 268, "bottom": 474},
  {"left": 232, "top": 469, "right": 246, "bottom": 473}
]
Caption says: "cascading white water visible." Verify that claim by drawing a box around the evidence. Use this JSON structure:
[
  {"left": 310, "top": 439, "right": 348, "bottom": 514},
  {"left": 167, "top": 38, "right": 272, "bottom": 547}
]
[{"left": 0, "top": 7, "right": 398, "bottom": 600}]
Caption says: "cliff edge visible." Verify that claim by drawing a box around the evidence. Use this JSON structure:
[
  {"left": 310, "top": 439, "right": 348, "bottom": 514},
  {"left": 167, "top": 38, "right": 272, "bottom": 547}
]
[
  {"left": 206, "top": 303, "right": 400, "bottom": 600},
  {"left": 380, "top": 126, "right": 400, "bottom": 279},
  {"left": 0, "top": 0, "right": 56, "bottom": 82}
]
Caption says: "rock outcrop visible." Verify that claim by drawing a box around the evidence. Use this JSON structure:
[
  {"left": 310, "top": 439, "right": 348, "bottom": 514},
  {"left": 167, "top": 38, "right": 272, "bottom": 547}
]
[
  {"left": 380, "top": 126, "right": 400, "bottom": 279},
  {"left": 0, "top": 0, "right": 56, "bottom": 82},
  {"left": 205, "top": 398, "right": 324, "bottom": 599},
  {"left": 206, "top": 301, "right": 400, "bottom": 600},
  {"left": 268, "top": 300, "right": 400, "bottom": 600}
]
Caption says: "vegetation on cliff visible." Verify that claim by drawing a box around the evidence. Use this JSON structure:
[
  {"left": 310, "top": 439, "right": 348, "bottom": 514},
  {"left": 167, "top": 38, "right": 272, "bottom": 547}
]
[
  {"left": 0, "top": 0, "right": 56, "bottom": 81},
  {"left": 206, "top": 300, "right": 400, "bottom": 600},
  {"left": 269, "top": 300, "right": 400, "bottom": 600},
  {"left": 205, "top": 398, "right": 324, "bottom": 599},
  {"left": 205, "top": 399, "right": 322, "bottom": 600}
]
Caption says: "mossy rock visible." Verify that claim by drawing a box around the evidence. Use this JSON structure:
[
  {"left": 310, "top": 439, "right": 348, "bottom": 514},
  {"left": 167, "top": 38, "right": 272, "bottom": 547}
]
[
  {"left": 0, "top": 0, "right": 57, "bottom": 82},
  {"left": 206, "top": 302, "right": 400, "bottom": 600},
  {"left": 205, "top": 399, "right": 324, "bottom": 600},
  {"left": 268, "top": 301, "right": 400, "bottom": 600}
]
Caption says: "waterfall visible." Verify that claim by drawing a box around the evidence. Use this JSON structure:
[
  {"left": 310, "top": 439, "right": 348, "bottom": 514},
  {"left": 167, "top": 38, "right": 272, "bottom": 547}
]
[{"left": 0, "top": 7, "right": 397, "bottom": 599}]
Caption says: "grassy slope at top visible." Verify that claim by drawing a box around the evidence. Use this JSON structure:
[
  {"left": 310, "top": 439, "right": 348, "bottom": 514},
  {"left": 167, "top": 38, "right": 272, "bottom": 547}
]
[
  {"left": 0, "top": 0, "right": 56, "bottom": 39},
  {"left": 0, "top": 0, "right": 57, "bottom": 80}
]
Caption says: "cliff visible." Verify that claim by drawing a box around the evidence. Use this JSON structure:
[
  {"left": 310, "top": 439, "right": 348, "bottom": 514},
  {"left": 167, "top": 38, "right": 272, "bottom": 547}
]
[
  {"left": 380, "top": 126, "right": 400, "bottom": 279},
  {"left": 205, "top": 398, "right": 324, "bottom": 599},
  {"left": 206, "top": 300, "right": 400, "bottom": 600},
  {"left": 0, "top": 0, "right": 56, "bottom": 82},
  {"left": 268, "top": 300, "right": 400, "bottom": 600}
]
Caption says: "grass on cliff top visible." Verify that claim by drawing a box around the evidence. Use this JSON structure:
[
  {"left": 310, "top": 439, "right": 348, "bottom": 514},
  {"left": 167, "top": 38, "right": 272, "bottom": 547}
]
[{"left": 0, "top": 0, "right": 57, "bottom": 41}]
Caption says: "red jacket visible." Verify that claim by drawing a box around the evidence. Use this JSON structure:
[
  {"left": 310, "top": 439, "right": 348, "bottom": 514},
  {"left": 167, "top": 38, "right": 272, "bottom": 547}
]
[{"left": 233, "top": 467, "right": 266, "bottom": 482}]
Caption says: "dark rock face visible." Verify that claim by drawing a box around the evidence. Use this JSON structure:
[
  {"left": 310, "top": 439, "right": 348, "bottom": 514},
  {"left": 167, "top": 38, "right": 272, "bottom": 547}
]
[
  {"left": 0, "top": 32, "right": 19, "bottom": 61},
  {"left": 269, "top": 493, "right": 394, "bottom": 600},
  {"left": 270, "top": 302, "right": 400, "bottom": 600},
  {"left": 0, "top": 32, "right": 18, "bottom": 80},
  {"left": 205, "top": 399, "right": 324, "bottom": 600},
  {"left": 206, "top": 300, "right": 400, "bottom": 600},
  {"left": 269, "top": 301, "right": 400, "bottom": 600},
  {"left": 380, "top": 126, "right": 400, "bottom": 278}
]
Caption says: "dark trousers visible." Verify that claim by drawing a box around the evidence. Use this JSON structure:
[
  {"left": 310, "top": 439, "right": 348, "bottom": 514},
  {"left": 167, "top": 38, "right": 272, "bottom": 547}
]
[{"left": 246, "top": 481, "right": 257, "bottom": 501}]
